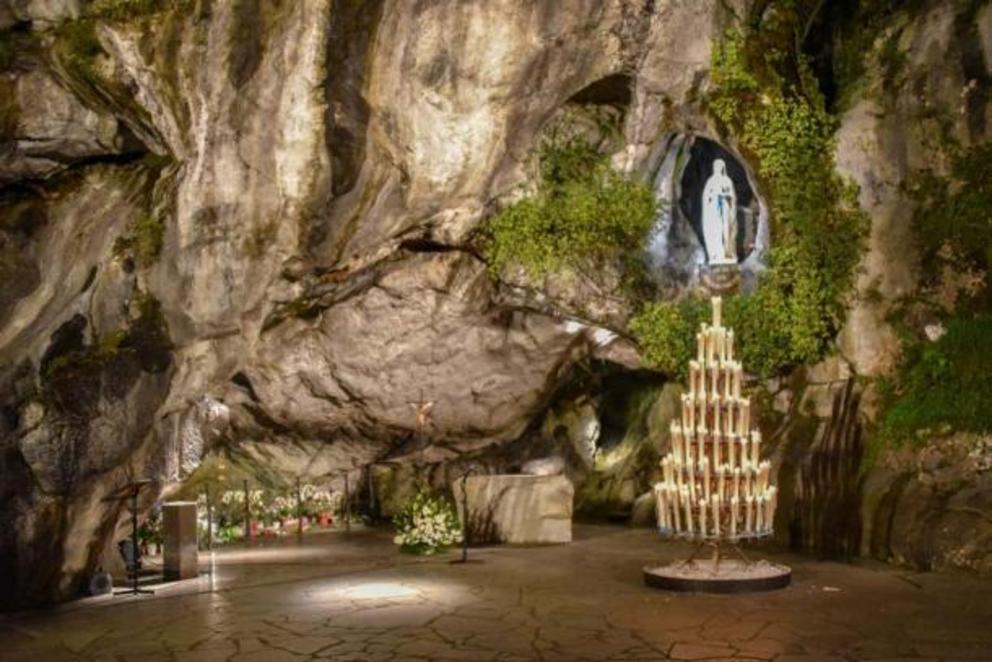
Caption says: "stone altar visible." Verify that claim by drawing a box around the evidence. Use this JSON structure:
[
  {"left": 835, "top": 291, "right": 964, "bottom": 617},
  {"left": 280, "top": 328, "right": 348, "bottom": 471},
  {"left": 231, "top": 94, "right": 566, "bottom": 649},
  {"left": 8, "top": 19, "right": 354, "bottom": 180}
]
[
  {"left": 457, "top": 475, "right": 573, "bottom": 544},
  {"left": 162, "top": 502, "right": 198, "bottom": 581}
]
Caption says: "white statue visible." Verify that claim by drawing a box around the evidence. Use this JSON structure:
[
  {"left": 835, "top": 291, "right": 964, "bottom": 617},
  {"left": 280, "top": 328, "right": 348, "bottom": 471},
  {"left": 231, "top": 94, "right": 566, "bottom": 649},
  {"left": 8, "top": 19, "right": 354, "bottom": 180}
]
[{"left": 701, "top": 159, "right": 738, "bottom": 265}]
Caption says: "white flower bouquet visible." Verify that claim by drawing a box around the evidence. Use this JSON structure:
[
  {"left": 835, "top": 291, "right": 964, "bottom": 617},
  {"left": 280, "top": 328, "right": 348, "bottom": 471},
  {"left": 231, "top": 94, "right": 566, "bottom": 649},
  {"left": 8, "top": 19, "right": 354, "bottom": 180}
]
[{"left": 392, "top": 489, "right": 463, "bottom": 555}]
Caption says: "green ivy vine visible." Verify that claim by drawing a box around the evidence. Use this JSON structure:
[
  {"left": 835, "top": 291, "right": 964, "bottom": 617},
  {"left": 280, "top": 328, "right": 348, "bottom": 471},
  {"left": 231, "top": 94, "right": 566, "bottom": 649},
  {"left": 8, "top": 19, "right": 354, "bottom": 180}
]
[{"left": 631, "top": 17, "right": 869, "bottom": 379}]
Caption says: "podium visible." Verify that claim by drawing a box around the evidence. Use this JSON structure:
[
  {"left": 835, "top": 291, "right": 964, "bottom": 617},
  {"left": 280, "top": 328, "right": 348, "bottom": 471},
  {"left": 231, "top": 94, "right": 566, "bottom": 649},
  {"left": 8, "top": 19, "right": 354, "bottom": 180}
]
[{"left": 162, "top": 502, "right": 198, "bottom": 580}]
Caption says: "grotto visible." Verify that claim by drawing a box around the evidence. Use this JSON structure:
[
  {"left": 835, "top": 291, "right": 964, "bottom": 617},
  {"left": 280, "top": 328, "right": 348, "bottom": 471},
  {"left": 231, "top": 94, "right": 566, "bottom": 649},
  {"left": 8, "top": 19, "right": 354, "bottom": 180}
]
[{"left": 1, "top": 0, "right": 992, "bottom": 660}]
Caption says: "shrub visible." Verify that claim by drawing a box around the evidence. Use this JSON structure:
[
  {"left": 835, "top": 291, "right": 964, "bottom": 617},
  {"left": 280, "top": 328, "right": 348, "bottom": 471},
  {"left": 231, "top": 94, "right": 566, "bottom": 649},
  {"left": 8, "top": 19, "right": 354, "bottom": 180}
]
[
  {"left": 392, "top": 490, "right": 463, "bottom": 555},
  {"left": 875, "top": 314, "right": 992, "bottom": 445},
  {"left": 483, "top": 139, "right": 657, "bottom": 279}
]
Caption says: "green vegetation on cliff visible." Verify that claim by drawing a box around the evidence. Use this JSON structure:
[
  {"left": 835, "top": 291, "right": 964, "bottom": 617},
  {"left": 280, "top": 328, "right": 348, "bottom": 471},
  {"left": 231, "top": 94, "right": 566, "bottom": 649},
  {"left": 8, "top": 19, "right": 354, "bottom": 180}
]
[
  {"left": 875, "top": 315, "right": 992, "bottom": 447},
  {"left": 483, "top": 139, "right": 657, "bottom": 280},
  {"left": 631, "top": 13, "right": 868, "bottom": 378}
]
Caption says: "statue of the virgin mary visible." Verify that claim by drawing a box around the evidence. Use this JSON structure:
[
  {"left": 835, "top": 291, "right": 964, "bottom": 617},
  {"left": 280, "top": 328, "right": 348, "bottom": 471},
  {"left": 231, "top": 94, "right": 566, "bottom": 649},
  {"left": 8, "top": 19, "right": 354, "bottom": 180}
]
[{"left": 702, "top": 159, "right": 738, "bottom": 266}]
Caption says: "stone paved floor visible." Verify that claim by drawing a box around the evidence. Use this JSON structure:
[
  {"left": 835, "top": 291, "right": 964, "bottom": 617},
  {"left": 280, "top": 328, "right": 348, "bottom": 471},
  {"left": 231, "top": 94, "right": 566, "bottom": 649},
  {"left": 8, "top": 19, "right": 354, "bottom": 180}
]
[{"left": 2, "top": 525, "right": 991, "bottom": 661}]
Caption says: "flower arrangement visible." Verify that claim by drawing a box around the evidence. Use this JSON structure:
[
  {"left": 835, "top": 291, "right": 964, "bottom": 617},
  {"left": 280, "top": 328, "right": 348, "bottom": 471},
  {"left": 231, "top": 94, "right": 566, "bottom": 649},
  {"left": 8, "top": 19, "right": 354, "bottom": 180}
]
[
  {"left": 301, "top": 484, "right": 338, "bottom": 521},
  {"left": 392, "top": 489, "right": 463, "bottom": 555}
]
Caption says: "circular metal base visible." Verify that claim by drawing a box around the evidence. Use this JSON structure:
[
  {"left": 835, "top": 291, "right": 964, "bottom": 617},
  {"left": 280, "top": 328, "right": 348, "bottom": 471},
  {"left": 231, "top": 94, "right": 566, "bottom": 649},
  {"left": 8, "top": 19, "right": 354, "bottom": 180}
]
[{"left": 643, "top": 559, "right": 791, "bottom": 594}]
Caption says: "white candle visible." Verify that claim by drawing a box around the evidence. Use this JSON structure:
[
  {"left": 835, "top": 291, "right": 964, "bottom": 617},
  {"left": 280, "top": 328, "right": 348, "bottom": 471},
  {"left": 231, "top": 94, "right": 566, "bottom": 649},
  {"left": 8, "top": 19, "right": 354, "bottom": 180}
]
[
  {"left": 716, "top": 464, "right": 725, "bottom": 502},
  {"left": 689, "top": 361, "right": 699, "bottom": 398},
  {"left": 728, "top": 431, "right": 736, "bottom": 466},
  {"left": 712, "top": 296, "right": 722, "bottom": 327},
  {"left": 713, "top": 398, "right": 722, "bottom": 437},
  {"left": 697, "top": 329, "right": 705, "bottom": 363},
  {"left": 756, "top": 495, "right": 765, "bottom": 532},
  {"left": 739, "top": 438, "right": 749, "bottom": 471},
  {"left": 684, "top": 489, "right": 694, "bottom": 534},
  {"left": 727, "top": 329, "right": 735, "bottom": 362},
  {"left": 732, "top": 467, "right": 741, "bottom": 501},
  {"left": 767, "top": 486, "right": 777, "bottom": 530},
  {"left": 740, "top": 398, "right": 750, "bottom": 434},
  {"left": 734, "top": 363, "right": 742, "bottom": 399},
  {"left": 714, "top": 432, "right": 722, "bottom": 468},
  {"left": 672, "top": 487, "right": 682, "bottom": 531},
  {"left": 744, "top": 462, "right": 753, "bottom": 498},
  {"left": 711, "top": 494, "right": 721, "bottom": 537},
  {"left": 701, "top": 457, "right": 710, "bottom": 500},
  {"left": 656, "top": 486, "right": 668, "bottom": 530},
  {"left": 698, "top": 499, "right": 708, "bottom": 537},
  {"left": 751, "top": 430, "right": 762, "bottom": 465},
  {"left": 710, "top": 365, "right": 720, "bottom": 400},
  {"left": 730, "top": 496, "right": 739, "bottom": 538}
]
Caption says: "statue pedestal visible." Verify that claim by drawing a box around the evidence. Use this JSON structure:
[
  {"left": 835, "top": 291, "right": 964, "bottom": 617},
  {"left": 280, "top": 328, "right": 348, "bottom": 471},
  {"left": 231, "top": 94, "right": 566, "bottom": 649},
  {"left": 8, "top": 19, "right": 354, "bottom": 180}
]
[
  {"left": 700, "top": 264, "right": 741, "bottom": 294},
  {"left": 457, "top": 475, "right": 573, "bottom": 544},
  {"left": 162, "top": 502, "right": 198, "bottom": 581}
]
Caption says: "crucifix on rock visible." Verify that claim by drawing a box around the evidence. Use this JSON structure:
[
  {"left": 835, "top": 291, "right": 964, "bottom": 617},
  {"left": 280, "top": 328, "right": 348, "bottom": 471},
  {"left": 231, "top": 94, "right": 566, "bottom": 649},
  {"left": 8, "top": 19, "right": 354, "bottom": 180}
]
[{"left": 409, "top": 390, "right": 435, "bottom": 440}]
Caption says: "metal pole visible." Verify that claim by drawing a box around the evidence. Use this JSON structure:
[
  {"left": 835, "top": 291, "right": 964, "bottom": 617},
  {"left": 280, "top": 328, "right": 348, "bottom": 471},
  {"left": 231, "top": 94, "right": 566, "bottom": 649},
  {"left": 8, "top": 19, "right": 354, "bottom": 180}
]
[
  {"left": 296, "top": 477, "right": 303, "bottom": 538},
  {"left": 206, "top": 484, "right": 213, "bottom": 551},
  {"left": 460, "top": 473, "right": 469, "bottom": 562},
  {"left": 344, "top": 472, "right": 351, "bottom": 534},
  {"left": 243, "top": 479, "right": 251, "bottom": 543}
]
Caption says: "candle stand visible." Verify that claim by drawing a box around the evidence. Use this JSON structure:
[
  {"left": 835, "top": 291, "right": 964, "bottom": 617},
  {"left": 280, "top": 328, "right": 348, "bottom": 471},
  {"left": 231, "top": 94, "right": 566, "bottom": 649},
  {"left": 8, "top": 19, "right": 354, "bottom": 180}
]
[{"left": 643, "top": 297, "right": 791, "bottom": 593}]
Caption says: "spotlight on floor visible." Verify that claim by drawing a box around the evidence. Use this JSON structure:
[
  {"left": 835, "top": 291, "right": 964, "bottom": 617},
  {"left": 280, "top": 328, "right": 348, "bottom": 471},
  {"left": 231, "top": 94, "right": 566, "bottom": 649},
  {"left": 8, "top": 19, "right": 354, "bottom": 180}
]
[{"left": 342, "top": 582, "right": 418, "bottom": 600}]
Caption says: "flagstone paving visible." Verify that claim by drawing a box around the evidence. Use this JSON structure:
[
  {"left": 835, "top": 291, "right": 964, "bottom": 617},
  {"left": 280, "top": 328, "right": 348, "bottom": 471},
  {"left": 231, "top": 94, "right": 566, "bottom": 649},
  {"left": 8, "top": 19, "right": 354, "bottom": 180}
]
[{"left": 2, "top": 525, "right": 991, "bottom": 661}]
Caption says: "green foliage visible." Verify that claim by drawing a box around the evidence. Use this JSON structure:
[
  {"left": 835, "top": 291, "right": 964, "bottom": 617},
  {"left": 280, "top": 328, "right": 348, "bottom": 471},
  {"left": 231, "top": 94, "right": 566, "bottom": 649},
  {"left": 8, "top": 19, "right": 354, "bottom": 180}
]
[
  {"left": 629, "top": 300, "right": 706, "bottom": 379},
  {"left": 631, "top": 25, "right": 869, "bottom": 378},
  {"left": 114, "top": 213, "right": 165, "bottom": 268},
  {"left": 909, "top": 142, "right": 992, "bottom": 279},
  {"left": 875, "top": 315, "right": 992, "bottom": 446},
  {"left": 86, "top": 0, "right": 191, "bottom": 21},
  {"left": 52, "top": 19, "right": 105, "bottom": 89},
  {"left": 483, "top": 140, "right": 658, "bottom": 279}
]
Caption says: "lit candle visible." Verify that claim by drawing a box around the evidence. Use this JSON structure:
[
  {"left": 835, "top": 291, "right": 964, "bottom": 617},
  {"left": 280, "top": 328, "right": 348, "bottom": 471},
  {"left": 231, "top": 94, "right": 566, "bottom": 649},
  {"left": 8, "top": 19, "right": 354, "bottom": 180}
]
[
  {"left": 730, "top": 496, "right": 739, "bottom": 538},
  {"left": 701, "top": 457, "right": 710, "bottom": 500},
  {"left": 698, "top": 498, "right": 708, "bottom": 537},
  {"left": 683, "top": 488, "right": 694, "bottom": 535},
  {"left": 656, "top": 486, "right": 668, "bottom": 530},
  {"left": 758, "top": 461, "right": 769, "bottom": 493},
  {"left": 767, "top": 485, "right": 777, "bottom": 530},
  {"left": 711, "top": 494, "right": 721, "bottom": 537},
  {"left": 681, "top": 395, "right": 692, "bottom": 437}
]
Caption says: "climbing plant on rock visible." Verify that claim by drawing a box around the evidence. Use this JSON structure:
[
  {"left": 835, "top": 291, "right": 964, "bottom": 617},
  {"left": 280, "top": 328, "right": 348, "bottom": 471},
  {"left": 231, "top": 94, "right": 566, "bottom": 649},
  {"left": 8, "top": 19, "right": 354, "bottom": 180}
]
[{"left": 632, "top": 14, "right": 868, "bottom": 378}]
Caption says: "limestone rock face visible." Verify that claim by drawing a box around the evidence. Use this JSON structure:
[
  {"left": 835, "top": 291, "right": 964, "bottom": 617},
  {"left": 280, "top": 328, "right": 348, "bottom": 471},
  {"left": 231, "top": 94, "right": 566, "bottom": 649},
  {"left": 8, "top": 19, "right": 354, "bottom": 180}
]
[
  {"left": 458, "top": 474, "right": 574, "bottom": 544},
  {"left": 0, "top": 0, "right": 735, "bottom": 607}
]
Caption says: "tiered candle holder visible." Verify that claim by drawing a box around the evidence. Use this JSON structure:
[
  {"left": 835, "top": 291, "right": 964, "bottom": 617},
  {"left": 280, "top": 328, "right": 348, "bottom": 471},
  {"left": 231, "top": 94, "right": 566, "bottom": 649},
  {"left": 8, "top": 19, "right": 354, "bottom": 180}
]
[{"left": 643, "top": 297, "right": 791, "bottom": 593}]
